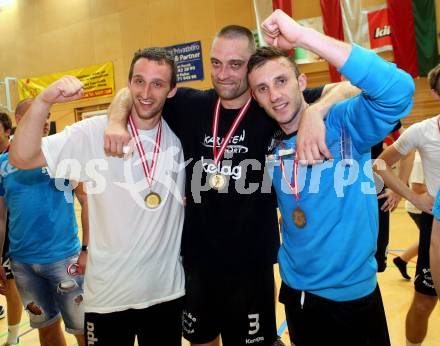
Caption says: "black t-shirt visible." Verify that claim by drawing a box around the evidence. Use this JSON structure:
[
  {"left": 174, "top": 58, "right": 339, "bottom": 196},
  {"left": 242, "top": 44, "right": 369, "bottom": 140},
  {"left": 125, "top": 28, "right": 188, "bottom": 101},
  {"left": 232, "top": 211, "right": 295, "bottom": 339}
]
[
  {"left": 162, "top": 87, "right": 323, "bottom": 273},
  {"left": 371, "top": 121, "right": 402, "bottom": 194}
]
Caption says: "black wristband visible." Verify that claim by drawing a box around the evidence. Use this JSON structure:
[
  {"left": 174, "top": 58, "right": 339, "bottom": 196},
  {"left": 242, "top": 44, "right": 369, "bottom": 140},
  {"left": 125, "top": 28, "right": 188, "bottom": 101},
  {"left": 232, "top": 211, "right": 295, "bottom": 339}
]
[{"left": 81, "top": 245, "right": 88, "bottom": 252}]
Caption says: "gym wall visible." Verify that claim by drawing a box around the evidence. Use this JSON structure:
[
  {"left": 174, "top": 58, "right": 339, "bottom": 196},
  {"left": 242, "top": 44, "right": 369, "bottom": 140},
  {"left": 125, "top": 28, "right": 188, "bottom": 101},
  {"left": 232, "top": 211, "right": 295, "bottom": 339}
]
[{"left": 0, "top": 0, "right": 439, "bottom": 130}]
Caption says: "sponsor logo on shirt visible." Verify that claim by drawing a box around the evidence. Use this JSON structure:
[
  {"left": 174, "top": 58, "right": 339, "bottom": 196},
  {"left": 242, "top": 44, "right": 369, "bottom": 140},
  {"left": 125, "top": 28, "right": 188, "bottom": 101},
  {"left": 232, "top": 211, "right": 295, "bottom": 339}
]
[
  {"left": 245, "top": 336, "right": 265, "bottom": 344},
  {"left": 202, "top": 129, "right": 248, "bottom": 154},
  {"left": 201, "top": 156, "right": 242, "bottom": 180}
]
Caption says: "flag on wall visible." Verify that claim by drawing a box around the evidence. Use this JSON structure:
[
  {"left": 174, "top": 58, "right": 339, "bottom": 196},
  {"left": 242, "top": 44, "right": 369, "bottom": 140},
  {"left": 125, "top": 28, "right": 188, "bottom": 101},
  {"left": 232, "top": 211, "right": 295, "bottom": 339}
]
[
  {"left": 387, "top": 0, "right": 439, "bottom": 77},
  {"left": 254, "top": 1, "right": 394, "bottom": 82},
  {"left": 254, "top": 0, "right": 438, "bottom": 81},
  {"left": 320, "top": 0, "right": 393, "bottom": 81}
]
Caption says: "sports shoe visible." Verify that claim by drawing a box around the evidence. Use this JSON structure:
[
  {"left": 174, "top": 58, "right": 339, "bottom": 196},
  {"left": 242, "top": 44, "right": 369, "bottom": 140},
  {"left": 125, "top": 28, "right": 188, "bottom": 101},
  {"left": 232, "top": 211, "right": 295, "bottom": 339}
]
[
  {"left": 0, "top": 305, "right": 5, "bottom": 319},
  {"left": 272, "top": 338, "right": 286, "bottom": 346},
  {"left": 393, "top": 256, "right": 411, "bottom": 280}
]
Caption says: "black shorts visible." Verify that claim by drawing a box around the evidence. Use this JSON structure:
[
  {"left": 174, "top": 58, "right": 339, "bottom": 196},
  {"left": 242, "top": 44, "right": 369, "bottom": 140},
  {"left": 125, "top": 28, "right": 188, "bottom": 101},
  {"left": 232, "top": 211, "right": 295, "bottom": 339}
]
[
  {"left": 414, "top": 212, "right": 436, "bottom": 296},
  {"left": 279, "top": 283, "right": 390, "bottom": 346},
  {"left": 84, "top": 297, "right": 183, "bottom": 346},
  {"left": 375, "top": 196, "right": 389, "bottom": 272},
  {"left": 408, "top": 211, "right": 422, "bottom": 231},
  {"left": 182, "top": 266, "right": 278, "bottom": 346}
]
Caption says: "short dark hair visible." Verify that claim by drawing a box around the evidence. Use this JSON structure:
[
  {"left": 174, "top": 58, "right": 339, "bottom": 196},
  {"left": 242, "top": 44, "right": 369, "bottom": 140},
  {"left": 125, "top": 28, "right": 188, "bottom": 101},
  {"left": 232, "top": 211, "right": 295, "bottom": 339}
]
[
  {"left": 428, "top": 63, "right": 440, "bottom": 95},
  {"left": 128, "top": 47, "right": 177, "bottom": 88},
  {"left": 15, "top": 98, "right": 33, "bottom": 116},
  {"left": 215, "top": 25, "right": 256, "bottom": 54},
  {"left": 0, "top": 112, "right": 12, "bottom": 132},
  {"left": 248, "top": 46, "right": 300, "bottom": 78}
]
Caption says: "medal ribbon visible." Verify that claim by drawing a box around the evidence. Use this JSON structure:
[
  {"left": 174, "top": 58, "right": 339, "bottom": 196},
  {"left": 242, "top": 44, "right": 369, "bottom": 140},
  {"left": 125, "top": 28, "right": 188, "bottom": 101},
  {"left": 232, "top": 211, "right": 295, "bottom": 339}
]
[
  {"left": 279, "top": 156, "right": 299, "bottom": 201},
  {"left": 128, "top": 115, "right": 162, "bottom": 187},
  {"left": 212, "top": 97, "right": 252, "bottom": 165}
]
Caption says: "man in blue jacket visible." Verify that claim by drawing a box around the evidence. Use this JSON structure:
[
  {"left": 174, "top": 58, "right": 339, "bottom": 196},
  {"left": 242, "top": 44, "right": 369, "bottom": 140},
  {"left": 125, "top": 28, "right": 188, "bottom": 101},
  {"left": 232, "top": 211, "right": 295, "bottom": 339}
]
[{"left": 247, "top": 10, "right": 414, "bottom": 346}]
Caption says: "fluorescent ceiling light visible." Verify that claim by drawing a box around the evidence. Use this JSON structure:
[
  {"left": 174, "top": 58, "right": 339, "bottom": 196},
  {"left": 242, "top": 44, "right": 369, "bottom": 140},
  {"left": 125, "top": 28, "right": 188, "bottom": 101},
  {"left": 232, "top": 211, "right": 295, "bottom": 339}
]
[{"left": 0, "top": 0, "right": 14, "bottom": 7}]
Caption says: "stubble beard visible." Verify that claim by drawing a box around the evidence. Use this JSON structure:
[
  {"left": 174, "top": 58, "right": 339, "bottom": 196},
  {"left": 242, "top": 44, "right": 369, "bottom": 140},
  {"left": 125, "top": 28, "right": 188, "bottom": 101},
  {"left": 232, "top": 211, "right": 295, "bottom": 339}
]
[
  {"left": 213, "top": 79, "right": 249, "bottom": 102},
  {"left": 133, "top": 100, "right": 161, "bottom": 121}
]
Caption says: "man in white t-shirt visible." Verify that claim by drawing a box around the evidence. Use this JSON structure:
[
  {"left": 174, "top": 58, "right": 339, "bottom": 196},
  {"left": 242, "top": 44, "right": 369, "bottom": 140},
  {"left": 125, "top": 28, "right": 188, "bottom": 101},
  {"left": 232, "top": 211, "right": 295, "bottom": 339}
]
[
  {"left": 374, "top": 64, "right": 440, "bottom": 346},
  {"left": 9, "top": 48, "right": 185, "bottom": 346}
]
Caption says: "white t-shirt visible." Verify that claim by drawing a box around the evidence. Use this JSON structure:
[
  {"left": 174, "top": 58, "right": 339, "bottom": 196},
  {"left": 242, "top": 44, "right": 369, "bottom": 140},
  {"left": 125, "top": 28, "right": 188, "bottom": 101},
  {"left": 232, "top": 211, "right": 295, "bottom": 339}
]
[
  {"left": 394, "top": 115, "right": 440, "bottom": 198},
  {"left": 405, "top": 151, "right": 424, "bottom": 214},
  {"left": 41, "top": 115, "right": 185, "bottom": 313}
]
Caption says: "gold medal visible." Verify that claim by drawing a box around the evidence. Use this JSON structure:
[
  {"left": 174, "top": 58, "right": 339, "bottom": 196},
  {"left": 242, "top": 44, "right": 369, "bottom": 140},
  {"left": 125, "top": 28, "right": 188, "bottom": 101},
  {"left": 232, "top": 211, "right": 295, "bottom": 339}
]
[
  {"left": 292, "top": 206, "right": 306, "bottom": 228},
  {"left": 209, "top": 173, "right": 226, "bottom": 190},
  {"left": 145, "top": 192, "right": 161, "bottom": 209},
  {"left": 128, "top": 116, "right": 163, "bottom": 210},
  {"left": 209, "top": 97, "right": 251, "bottom": 191}
]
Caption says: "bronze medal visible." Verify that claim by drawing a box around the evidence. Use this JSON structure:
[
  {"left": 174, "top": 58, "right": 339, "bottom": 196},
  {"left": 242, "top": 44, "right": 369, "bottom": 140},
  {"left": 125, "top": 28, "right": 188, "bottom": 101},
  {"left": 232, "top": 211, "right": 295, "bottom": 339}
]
[
  {"left": 145, "top": 192, "right": 161, "bottom": 209},
  {"left": 280, "top": 155, "right": 305, "bottom": 229},
  {"left": 209, "top": 173, "right": 226, "bottom": 190},
  {"left": 292, "top": 206, "right": 306, "bottom": 228}
]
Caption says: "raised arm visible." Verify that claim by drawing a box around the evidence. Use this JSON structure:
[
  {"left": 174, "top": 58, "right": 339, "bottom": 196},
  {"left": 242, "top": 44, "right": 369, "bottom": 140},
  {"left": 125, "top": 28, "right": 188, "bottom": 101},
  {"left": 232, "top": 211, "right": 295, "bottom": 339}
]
[
  {"left": 262, "top": 10, "right": 352, "bottom": 69},
  {"left": 262, "top": 10, "right": 414, "bottom": 154},
  {"left": 10, "top": 76, "right": 84, "bottom": 169},
  {"left": 104, "top": 87, "right": 133, "bottom": 157}
]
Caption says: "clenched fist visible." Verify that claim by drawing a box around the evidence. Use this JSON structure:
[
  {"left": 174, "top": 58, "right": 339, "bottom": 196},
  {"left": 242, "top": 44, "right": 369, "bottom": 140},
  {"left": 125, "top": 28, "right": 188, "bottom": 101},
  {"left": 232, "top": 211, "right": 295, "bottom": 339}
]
[{"left": 38, "top": 75, "right": 84, "bottom": 105}]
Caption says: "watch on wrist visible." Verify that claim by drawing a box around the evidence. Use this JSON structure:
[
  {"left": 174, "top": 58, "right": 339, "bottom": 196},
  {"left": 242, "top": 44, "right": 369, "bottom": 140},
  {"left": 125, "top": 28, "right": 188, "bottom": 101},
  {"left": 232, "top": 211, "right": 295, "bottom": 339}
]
[{"left": 81, "top": 245, "right": 88, "bottom": 252}]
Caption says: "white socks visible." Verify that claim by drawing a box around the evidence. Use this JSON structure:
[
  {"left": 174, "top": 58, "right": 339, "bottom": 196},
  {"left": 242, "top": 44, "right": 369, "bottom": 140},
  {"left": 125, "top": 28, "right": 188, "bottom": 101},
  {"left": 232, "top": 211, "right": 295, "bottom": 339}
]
[{"left": 6, "top": 323, "right": 20, "bottom": 344}]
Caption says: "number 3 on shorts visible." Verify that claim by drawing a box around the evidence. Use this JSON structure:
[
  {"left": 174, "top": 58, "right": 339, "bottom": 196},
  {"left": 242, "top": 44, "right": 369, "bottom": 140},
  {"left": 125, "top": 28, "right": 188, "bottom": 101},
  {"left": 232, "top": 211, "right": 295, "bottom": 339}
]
[{"left": 248, "top": 314, "right": 260, "bottom": 335}]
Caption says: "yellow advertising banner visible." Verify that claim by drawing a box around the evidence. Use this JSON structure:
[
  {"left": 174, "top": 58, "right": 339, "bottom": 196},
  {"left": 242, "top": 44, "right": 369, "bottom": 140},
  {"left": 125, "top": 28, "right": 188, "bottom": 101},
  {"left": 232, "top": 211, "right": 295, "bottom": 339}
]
[{"left": 18, "top": 61, "right": 114, "bottom": 101}]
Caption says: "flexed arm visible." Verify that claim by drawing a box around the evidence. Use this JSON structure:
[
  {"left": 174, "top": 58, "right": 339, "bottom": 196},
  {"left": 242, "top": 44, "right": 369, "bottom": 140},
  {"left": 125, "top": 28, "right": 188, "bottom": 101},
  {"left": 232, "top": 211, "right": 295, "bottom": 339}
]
[
  {"left": 10, "top": 76, "right": 84, "bottom": 169},
  {"left": 262, "top": 10, "right": 414, "bottom": 154}
]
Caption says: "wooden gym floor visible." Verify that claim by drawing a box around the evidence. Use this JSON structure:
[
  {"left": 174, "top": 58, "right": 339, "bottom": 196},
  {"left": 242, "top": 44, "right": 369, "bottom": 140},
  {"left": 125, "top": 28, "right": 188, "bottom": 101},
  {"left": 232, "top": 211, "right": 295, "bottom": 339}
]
[{"left": 1, "top": 202, "right": 438, "bottom": 345}]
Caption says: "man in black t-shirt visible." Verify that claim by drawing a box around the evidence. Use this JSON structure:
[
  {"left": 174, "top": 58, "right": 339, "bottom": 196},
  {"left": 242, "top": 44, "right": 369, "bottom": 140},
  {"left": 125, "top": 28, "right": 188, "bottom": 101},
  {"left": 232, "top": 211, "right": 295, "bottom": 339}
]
[
  {"left": 105, "top": 25, "right": 353, "bottom": 346},
  {"left": 371, "top": 121, "right": 403, "bottom": 272}
]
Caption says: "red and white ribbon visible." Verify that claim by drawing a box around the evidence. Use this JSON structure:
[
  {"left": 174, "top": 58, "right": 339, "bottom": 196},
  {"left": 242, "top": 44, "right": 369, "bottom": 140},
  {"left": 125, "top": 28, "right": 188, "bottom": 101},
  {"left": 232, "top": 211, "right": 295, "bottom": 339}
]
[
  {"left": 128, "top": 115, "right": 162, "bottom": 187},
  {"left": 212, "top": 97, "right": 252, "bottom": 165},
  {"left": 279, "top": 156, "right": 300, "bottom": 201}
]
